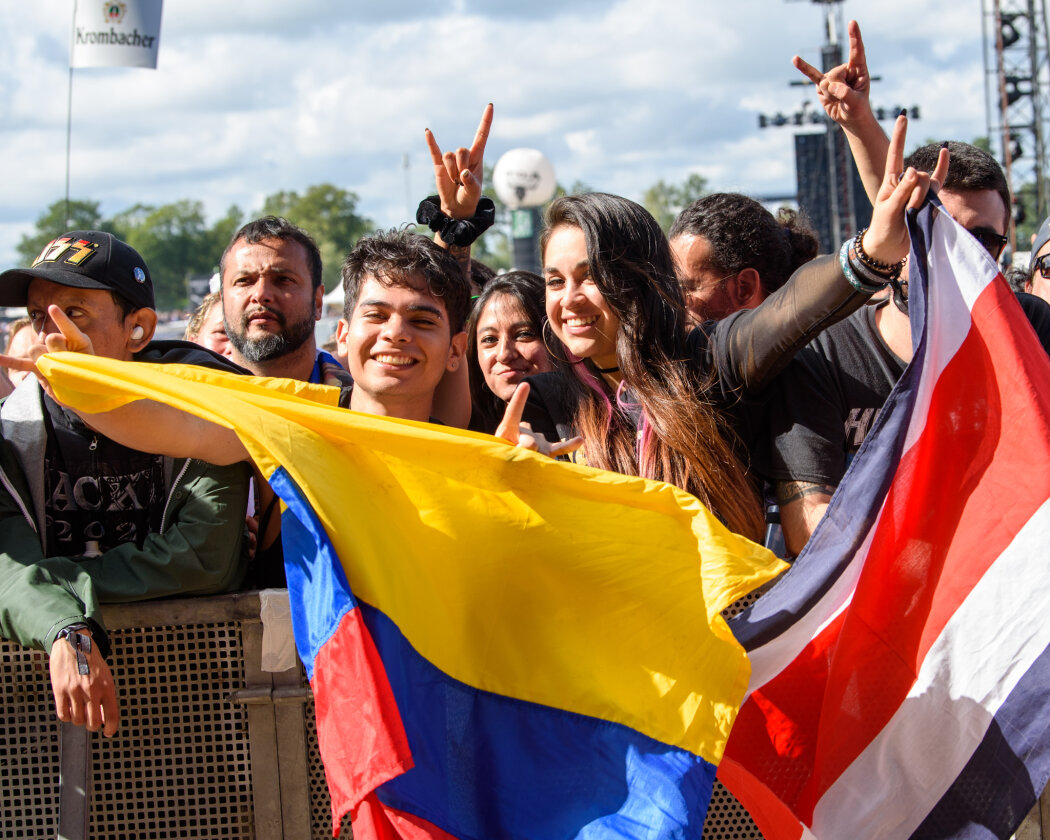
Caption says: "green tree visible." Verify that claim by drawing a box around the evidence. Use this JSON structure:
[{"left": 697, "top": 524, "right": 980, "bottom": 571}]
[
  {"left": 16, "top": 200, "right": 109, "bottom": 266},
  {"left": 206, "top": 204, "right": 244, "bottom": 271},
  {"left": 641, "top": 173, "right": 708, "bottom": 233},
  {"left": 113, "top": 201, "right": 216, "bottom": 310},
  {"left": 260, "top": 184, "right": 374, "bottom": 290}
]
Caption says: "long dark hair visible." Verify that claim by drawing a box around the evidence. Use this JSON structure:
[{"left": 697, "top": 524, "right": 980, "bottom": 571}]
[
  {"left": 467, "top": 271, "right": 551, "bottom": 433},
  {"left": 542, "top": 193, "right": 764, "bottom": 540}
]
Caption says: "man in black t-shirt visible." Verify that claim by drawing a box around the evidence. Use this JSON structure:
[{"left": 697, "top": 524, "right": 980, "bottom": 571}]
[{"left": 758, "top": 143, "right": 1050, "bottom": 556}]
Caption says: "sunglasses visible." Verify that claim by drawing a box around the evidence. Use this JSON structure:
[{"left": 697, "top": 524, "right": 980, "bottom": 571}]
[
  {"left": 966, "top": 227, "right": 1009, "bottom": 260},
  {"left": 1034, "top": 253, "right": 1050, "bottom": 279}
]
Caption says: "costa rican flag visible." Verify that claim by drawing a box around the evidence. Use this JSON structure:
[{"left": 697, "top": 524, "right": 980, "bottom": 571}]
[{"left": 719, "top": 197, "right": 1050, "bottom": 838}]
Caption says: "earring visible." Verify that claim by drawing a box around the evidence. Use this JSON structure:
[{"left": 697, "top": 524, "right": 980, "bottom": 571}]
[{"left": 541, "top": 320, "right": 580, "bottom": 367}]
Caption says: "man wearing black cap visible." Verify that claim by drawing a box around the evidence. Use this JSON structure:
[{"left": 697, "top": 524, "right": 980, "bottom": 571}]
[{"left": 0, "top": 230, "right": 252, "bottom": 736}]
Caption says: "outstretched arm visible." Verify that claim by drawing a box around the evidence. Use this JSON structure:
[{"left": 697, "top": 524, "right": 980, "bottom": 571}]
[
  {"left": 793, "top": 20, "right": 887, "bottom": 205},
  {"left": 0, "top": 305, "right": 249, "bottom": 465},
  {"left": 424, "top": 103, "right": 494, "bottom": 271},
  {"left": 426, "top": 103, "right": 492, "bottom": 221}
]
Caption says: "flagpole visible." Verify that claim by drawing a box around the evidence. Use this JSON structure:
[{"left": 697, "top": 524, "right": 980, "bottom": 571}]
[{"left": 65, "top": 0, "right": 77, "bottom": 228}]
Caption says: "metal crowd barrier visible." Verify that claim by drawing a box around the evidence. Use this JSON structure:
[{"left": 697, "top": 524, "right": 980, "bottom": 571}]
[{"left": 0, "top": 591, "right": 1043, "bottom": 839}]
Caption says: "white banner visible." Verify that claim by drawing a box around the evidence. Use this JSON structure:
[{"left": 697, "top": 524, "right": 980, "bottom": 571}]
[{"left": 71, "top": 0, "right": 164, "bottom": 69}]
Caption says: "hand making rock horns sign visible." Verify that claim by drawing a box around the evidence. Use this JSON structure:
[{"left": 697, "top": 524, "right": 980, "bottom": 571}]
[{"left": 425, "top": 103, "right": 493, "bottom": 221}]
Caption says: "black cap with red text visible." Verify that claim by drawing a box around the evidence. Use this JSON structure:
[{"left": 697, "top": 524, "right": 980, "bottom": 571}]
[{"left": 0, "top": 230, "right": 154, "bottom": 310}]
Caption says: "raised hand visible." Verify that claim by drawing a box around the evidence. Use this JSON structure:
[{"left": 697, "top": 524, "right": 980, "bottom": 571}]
[
  {"left": 863, "top": 114, "right": 949, "bottom": 265},
  {"left": 425, "top": 103, "right": 493, "bottom": 219},
  {"left": 793, "top": 20, "right": 874, "bottom": 133},
  {"left": 495, "top": 382, "right": 583, "bottom": 458}
]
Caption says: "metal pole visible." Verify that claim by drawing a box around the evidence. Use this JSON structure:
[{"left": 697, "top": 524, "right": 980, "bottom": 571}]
[
  {"left": 994, "top": 0, "right": 1018, "bottom": 251},
  {"left": 65, "top": 0, "right": 77, "bottom": 228},
  {"left": 821, "top": 5, "right": 843, "bottom": 247},
  {"left": 403, "top": 153, "right": 412, "bottom": 223}
]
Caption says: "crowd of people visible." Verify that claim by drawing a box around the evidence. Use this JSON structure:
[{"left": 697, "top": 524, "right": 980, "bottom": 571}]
[{"left": 0, "top": 22, "right": 1048, "bottom": 760}]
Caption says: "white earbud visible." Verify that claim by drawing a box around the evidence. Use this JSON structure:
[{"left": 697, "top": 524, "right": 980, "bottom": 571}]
[{"left": 131, "top": 326, "right": 145, "bottom": 340}]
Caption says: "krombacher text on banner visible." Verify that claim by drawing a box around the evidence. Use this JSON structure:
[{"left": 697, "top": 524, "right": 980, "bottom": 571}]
[{"left": 71, "top": 0, "right": 164, "bottom": 69}]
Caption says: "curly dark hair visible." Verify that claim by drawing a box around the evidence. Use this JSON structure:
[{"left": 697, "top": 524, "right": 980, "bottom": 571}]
[
  {"left": 669, "top": 193, "right": 819, "bottom": 296},
  {"left": 340, "top": 229, "right": 471, "bottom": 334}
]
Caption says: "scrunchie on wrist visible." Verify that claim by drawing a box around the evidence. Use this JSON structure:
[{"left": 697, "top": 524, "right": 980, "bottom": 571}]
[{"left": 416, "top": 196, "right": 496, "bottom": 247}]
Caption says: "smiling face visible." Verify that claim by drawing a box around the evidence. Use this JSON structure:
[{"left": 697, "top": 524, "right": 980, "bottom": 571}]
[
  {"left": 221, "top": 236, "right": 321, "bottom": 369},
  {"left": 339, "top": 274, "right": 466, "bottom": 421},
  {"left": 475, "top": 292, "right": 552, "bottom": 401},
  {"left": 542, "top": 225, "right": 620, "bottom": 369}
]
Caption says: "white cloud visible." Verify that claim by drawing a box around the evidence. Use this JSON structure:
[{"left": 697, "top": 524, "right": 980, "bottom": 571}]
[{"left": 0, "top": 0, "right": 994, "bottom": 270}]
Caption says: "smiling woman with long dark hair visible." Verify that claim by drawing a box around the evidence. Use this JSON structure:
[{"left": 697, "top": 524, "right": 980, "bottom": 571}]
[{"left": 507, "top": 119, "right": 943, "bottom": 540}]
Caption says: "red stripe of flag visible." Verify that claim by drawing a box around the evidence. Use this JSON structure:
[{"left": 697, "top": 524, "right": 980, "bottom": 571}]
[
  {"left": 805, "top": 278, "right": 1050, "bottom": 813},
  {"left": 352, "top": 795, "right": 460, "bottom": 840},
  {"left": 723, "top": 276, "right": 1050, "bottom": 833},
  {"left": 310, "top": 608, "right": 412, "bottom": 835}
]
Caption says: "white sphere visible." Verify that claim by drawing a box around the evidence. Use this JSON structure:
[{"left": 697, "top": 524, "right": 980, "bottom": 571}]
[{"left": 493, "top": 149, "right": 557, "bottom": 210}]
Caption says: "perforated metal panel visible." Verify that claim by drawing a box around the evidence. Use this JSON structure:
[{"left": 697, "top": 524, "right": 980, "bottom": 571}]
[
  {"left": 90, "top": 621, "right": 254, "bottom": 839},
  {"left": 703, "top": 780, "right": 764, "bottom": 839},
  {"left": 305, "top": 698, "right": 351, "bottom": 839},
  {"left": 0, "top": 640, "right": 62, "bottom": 839}
]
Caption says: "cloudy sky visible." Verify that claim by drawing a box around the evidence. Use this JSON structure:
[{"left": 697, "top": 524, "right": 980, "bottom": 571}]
[{"left": 0, "top": 0, "right": 991, "bottom": 268}]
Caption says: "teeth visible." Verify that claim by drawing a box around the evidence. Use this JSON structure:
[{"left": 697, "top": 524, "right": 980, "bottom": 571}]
[
  {"left": 375, "top": 354, "right": 414, "bottom": 366},
  {"left": 565, "top": 315, "right": 598, "bottom": 327}
]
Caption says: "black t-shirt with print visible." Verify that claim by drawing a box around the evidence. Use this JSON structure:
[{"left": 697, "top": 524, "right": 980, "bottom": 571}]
[{"left": 42, "top": 395, "right": 165, "bottom": 557}]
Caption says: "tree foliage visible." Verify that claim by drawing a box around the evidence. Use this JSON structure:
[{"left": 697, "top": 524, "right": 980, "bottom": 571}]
[
  {"left": 16, "top": 200, "right": 110, "bottom": 266},
  {"left": 12, "top": 184, "right": 374, "bottom": 308},
  {"left": 641, "top": 173, "right": 709, "bottom": 233},
  {"left": 260, "top": 184, "right": 374, "bottom": 290},
  {"left": 110, "top": 201, "right": 217, "bottom": 309}
]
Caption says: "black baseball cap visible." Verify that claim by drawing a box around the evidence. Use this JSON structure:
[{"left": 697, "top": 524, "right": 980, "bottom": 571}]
[{"left": 0, "top": 230, "right": 154, "bottom": 310}]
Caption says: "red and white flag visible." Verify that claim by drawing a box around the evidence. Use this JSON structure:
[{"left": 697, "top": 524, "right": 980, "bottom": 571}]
[{"left": 721, "top": 197, "right": 1050, "bottom": 838}]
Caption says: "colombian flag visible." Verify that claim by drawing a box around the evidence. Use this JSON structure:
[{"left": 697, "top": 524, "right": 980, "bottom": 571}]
[{"left": 40, "top": 354, "right": 786, "bottom": 839}]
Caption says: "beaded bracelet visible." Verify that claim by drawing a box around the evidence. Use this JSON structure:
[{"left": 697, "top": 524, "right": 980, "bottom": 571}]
[
  {"left": 848, "top": 241, "right": 898, "bottom": 288},
  {"left": 854, "top": 227, "right": 906, "bottom": 280},
  {"left": 838, "top": 239, "right": 887, "bottom": 294}
]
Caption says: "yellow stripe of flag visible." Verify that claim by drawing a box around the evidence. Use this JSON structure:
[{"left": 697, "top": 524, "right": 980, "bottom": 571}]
[{"left": 40, "top": 351, "right": 786, "bottom": 765}]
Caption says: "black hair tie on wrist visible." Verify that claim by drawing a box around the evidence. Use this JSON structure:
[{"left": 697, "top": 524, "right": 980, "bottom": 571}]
[{"left": 416, "top": 196, "right": 496, "bottom": 247}]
